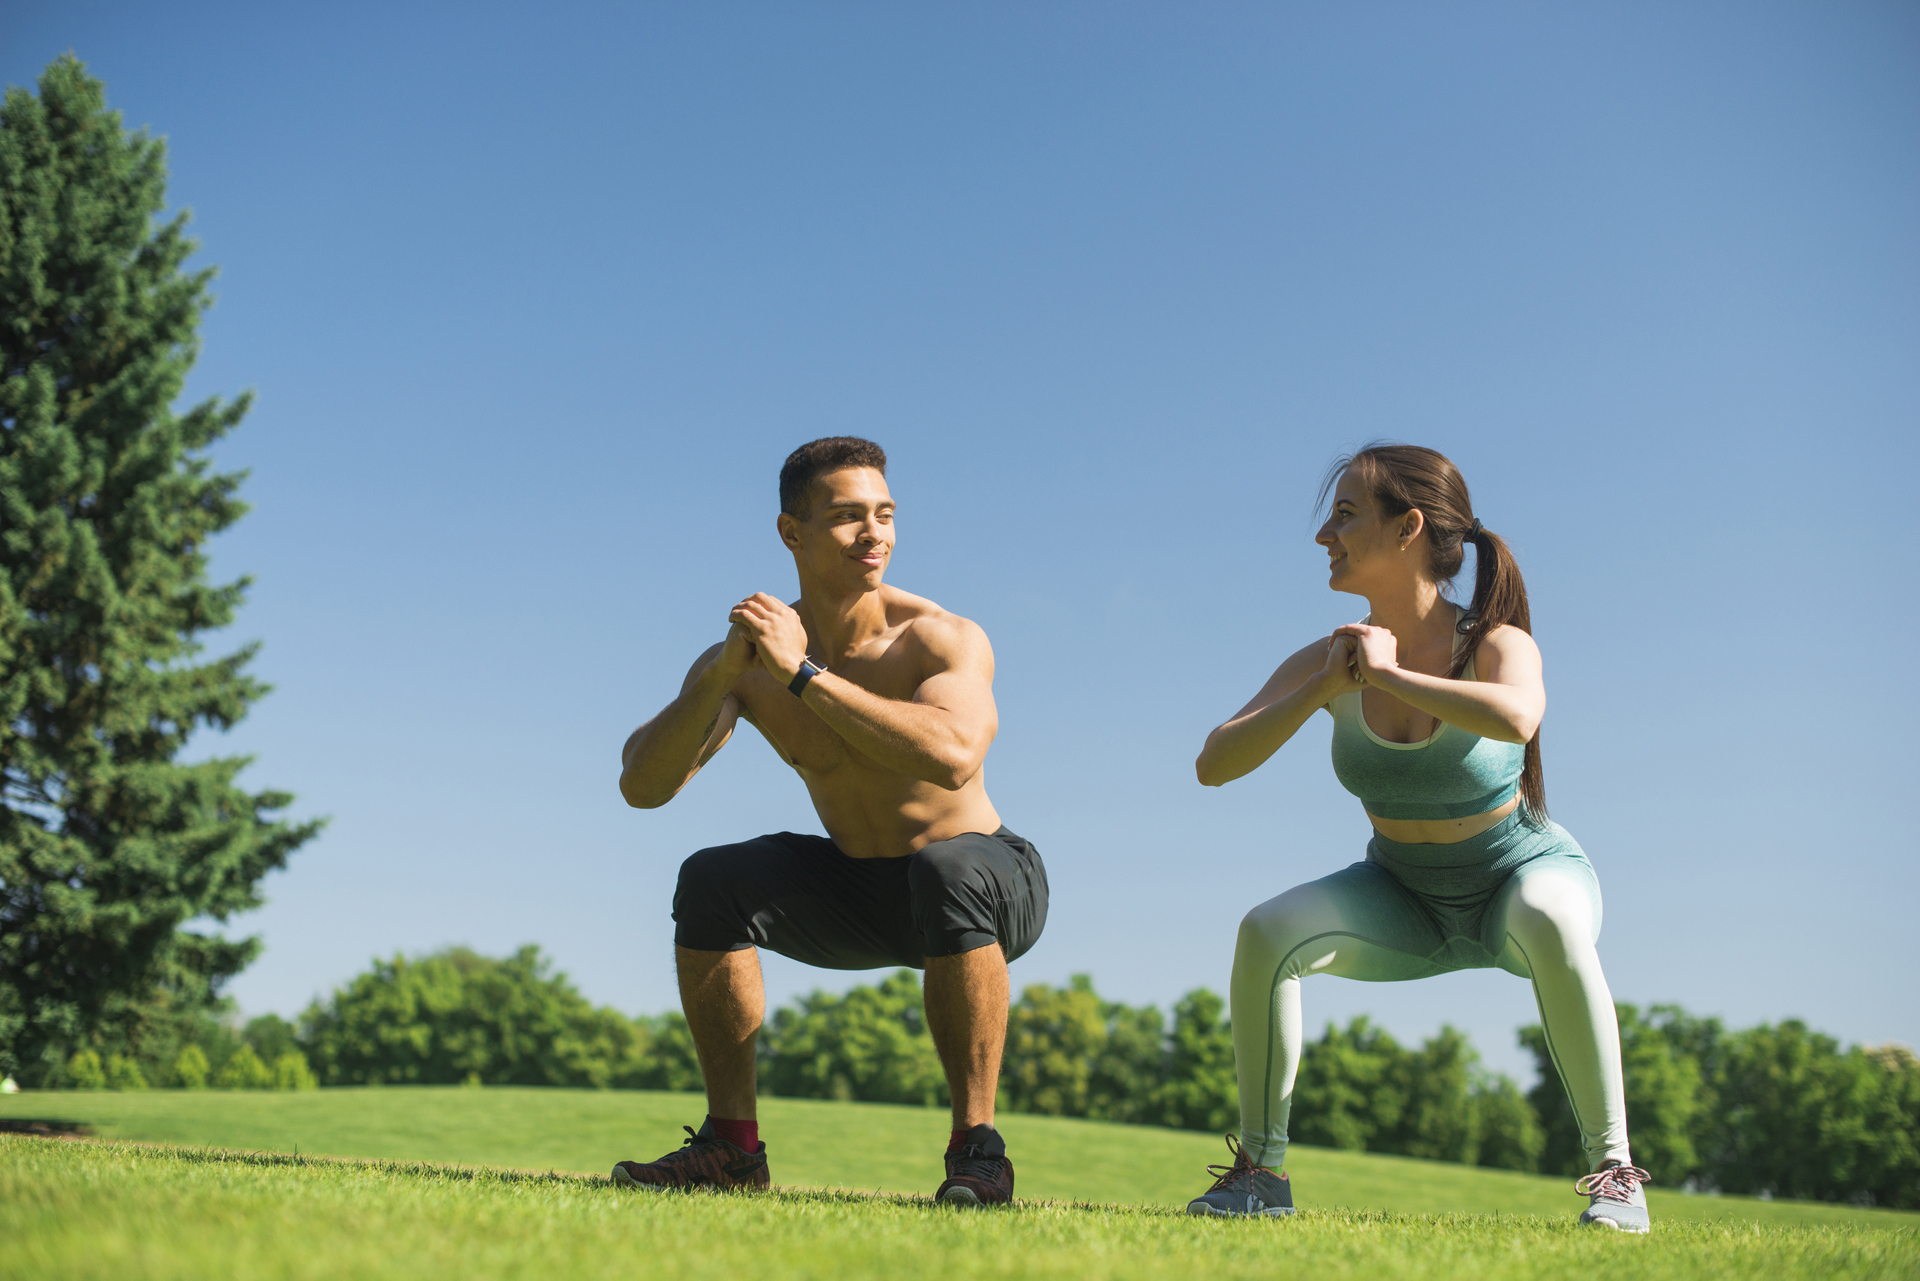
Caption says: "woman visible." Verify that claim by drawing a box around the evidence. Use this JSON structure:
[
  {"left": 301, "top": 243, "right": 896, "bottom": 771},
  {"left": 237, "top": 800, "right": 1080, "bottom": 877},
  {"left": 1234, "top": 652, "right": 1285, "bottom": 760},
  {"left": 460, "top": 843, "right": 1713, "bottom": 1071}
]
[{"left": 1185, "top": 445, "right": 1650, "bottom": 1232}]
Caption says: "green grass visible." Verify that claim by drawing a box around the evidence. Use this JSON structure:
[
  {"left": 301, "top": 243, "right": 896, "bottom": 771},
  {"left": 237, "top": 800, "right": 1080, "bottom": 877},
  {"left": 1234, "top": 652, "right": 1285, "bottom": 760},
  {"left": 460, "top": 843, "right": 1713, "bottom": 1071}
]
[
  {"left": 2, "top": 1085, "right": 1910, "bottom": 1229},
  {"left": 5, "top": 1138, "right": 1917, "bottom": 1281}
]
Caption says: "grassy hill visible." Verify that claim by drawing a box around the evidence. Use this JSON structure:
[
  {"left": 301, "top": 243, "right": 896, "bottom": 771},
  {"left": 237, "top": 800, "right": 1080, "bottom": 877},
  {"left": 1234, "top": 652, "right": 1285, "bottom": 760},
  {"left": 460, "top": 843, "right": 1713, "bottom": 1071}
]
[
  {"left": 6, "top": 1137, "right": 1916, "bottom": 1281},
  {"left": 2, "top": 1085, "right": 1911, "bottom": 1231}
]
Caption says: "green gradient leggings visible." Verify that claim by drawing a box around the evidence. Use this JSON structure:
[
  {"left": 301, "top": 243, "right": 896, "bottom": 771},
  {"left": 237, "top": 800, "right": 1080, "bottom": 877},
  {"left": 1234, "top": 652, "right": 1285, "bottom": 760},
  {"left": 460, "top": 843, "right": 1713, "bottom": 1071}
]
[{"left": 1231, "top": 811, "right": 1630, "bottom": 1173}]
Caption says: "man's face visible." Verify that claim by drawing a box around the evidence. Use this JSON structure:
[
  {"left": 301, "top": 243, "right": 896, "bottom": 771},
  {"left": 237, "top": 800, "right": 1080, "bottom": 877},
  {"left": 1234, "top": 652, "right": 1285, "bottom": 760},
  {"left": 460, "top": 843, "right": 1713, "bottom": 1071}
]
[{"left": 778, "top": 466, "right": 895, "bottom": 591}]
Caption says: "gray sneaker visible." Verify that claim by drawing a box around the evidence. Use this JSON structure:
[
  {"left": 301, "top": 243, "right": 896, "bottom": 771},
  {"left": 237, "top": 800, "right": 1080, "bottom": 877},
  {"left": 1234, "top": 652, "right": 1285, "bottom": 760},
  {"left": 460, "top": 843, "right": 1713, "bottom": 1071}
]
[
  {"left": 1576, "top": 1162, "right": 1652, "bottom": 1233},
  {"left": 1185, "top": 1135, "right": 1295, "bottom": 1218}
]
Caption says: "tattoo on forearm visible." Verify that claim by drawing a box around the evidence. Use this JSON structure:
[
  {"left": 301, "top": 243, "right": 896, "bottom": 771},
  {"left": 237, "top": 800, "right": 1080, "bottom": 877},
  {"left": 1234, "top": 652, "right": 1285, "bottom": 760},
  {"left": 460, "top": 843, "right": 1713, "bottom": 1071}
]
[{"left": 700, "top": 712, "right": 720, "bottom": 741}]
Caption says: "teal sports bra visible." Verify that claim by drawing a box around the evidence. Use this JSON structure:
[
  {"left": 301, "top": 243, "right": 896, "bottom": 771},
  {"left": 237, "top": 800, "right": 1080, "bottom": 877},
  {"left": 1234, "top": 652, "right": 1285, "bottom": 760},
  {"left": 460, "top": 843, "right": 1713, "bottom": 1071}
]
[{"left": 1327, "top": 611, "right": 1525, "bottom": 821}]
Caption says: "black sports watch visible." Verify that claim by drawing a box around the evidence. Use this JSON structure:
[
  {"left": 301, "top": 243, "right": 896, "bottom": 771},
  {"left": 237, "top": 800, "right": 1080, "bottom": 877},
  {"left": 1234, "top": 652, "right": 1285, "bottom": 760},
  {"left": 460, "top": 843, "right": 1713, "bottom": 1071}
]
[{"left": 788, "top": 659, "right": 825, "bottom": 697}]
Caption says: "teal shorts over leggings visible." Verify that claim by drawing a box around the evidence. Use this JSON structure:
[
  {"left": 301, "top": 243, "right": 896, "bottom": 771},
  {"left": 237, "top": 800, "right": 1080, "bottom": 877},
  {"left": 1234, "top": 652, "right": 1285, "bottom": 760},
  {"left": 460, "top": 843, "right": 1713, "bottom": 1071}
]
[
  {"left": 1357, "top": 813, "right": 1601, "bottom": 975},
  {"left": 1230, "top": 811, "right": 1629, "bottom": 1172}
]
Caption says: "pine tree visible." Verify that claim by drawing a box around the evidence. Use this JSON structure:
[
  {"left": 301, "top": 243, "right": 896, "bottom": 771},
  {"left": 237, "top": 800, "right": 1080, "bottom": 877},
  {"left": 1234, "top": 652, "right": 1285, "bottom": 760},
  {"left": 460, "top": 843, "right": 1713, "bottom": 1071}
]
[{"left": 0, "top": 56, "right": 318, "bottom": 1083}]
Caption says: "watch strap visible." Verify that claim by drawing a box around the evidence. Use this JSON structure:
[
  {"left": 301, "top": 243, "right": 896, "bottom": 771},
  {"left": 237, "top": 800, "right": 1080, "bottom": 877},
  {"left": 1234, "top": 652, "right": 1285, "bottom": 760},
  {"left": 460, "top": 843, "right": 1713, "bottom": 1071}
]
[{"left": 788, "top": 659, "right": 824, "bottom": 697}]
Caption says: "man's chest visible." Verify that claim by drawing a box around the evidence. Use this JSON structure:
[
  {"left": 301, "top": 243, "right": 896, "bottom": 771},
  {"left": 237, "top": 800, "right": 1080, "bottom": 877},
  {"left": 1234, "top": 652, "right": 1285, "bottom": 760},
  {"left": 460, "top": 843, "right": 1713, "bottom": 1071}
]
[{"left": 735, "top": 648, "right": 924, "bottom": 770}]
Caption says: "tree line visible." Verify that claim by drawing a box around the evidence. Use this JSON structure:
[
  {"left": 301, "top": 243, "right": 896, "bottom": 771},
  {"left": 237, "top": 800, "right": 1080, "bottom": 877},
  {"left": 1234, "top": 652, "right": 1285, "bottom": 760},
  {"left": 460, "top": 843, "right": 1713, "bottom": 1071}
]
[{"left": 48, "top": 944, "right": 1918, "bottom": 1208}]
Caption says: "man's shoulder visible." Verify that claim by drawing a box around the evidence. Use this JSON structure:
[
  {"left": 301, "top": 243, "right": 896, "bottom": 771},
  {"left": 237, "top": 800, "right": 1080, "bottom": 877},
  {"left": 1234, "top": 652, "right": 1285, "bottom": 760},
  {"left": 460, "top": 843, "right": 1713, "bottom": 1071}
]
[{"left": 881, "top": 586, "right": 990, "bottom": 654}]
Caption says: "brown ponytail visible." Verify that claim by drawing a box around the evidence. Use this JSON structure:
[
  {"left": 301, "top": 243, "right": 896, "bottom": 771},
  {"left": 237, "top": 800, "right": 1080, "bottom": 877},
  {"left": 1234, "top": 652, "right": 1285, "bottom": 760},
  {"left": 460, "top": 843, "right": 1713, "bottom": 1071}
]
[{"left": 1321, "top": 444, "right": 1548, "bottom": 822}]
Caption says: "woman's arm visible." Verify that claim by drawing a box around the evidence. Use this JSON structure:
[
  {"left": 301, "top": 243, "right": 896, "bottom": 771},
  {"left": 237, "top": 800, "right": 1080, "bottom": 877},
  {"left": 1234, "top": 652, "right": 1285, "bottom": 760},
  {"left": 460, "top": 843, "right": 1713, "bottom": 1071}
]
[
  {"left": 1335, "top": 622, "right": 1545, "bottom": 744},
  {"left": 1196, "top": 636, "right": 1362, "bottom": 787}
]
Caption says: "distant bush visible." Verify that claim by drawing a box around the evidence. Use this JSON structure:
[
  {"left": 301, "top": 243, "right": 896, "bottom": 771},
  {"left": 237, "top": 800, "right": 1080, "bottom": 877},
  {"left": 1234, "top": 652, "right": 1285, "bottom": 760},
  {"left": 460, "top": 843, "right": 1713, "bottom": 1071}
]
[
  {"left": 173, "top": 1045, "right": 211, "bottom": 1089},
  {"left": 272, "top": 1052, "right": 318, "bottom": 1091},
  {"left": 245, "top": 1015, "right": 302, "bottom": 1067},
  {"left": 64, "top": 1050, "right": 106, "bottom": 1090},
  {"left": 215, "top": 1045, "right": 274, "bottom": 1090},
  {"left": 298, "top": 945, "right": 658, "bottom": 1088},
  {"left": 106, "top": 1054, "right": 149, "bottom": 1090}
]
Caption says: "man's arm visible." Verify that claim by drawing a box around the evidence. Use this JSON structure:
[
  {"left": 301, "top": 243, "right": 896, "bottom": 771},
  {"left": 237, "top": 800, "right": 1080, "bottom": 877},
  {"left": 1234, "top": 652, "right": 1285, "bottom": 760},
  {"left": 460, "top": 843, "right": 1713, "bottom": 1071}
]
[
  {"left": 729, "top": 594, "right": 997, "bottom": 790},
  {"left": 618, "top": 628, "right": 754, "bottom": 809}
]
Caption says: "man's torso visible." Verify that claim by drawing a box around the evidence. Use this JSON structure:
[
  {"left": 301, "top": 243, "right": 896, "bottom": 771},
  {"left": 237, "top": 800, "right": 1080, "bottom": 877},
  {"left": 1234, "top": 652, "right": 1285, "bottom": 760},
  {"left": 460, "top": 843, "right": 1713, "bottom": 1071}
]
[{"left": 732, "top": 586, "right": 1001, "bottom": 859}]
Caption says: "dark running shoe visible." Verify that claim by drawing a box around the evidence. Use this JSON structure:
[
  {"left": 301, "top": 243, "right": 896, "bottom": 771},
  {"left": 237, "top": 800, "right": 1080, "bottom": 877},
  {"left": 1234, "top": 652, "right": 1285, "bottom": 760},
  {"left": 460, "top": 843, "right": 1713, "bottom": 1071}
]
[
  {"left": 1185, "top": 1134, "right": 1295, "bottom": 1217},
  {"left": 935, "top": 1123, "right": 1014, "bottom": 1206},
  {"left": 611, "top": 1118, "right": 769, "bottom": 1192}
]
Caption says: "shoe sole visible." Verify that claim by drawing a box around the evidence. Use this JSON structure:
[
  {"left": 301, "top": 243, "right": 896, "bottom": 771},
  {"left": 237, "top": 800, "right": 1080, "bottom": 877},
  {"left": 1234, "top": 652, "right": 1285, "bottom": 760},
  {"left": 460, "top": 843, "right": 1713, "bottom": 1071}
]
[
  {"left": 1186, "top": 1201, "right": 1295, "bottom": 1218},
  {"left": 1580, "top": 1215, "right": 1650, "bottom": 1234},
  {"left": 612, "top": 1167, "right": 770, "bottom": 1194}
]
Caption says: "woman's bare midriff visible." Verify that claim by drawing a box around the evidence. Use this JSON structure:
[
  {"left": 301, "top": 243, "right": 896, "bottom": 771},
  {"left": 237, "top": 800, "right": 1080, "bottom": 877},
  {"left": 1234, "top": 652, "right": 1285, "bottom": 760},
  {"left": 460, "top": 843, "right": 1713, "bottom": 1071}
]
[{"left": 1366, "top": 793, "right": 1520, "bottom": 845}]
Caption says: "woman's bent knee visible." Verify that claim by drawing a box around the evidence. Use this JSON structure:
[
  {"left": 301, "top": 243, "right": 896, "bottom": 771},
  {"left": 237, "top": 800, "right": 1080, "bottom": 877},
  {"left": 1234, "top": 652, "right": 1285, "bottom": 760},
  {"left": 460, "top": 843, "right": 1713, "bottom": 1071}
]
[
  {"left": 1237, "top": 887, "right": 1329, "bottom": 964},
  {"left": 1505, "top": 875, "right": 1596, "bottom": 962}
]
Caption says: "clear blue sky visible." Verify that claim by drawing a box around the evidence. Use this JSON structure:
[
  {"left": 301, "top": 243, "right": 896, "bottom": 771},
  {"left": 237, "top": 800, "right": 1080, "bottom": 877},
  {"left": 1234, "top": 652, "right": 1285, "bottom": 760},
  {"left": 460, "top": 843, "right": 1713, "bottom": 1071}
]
[{"left": 8, "top": 2, "right": 1917, "bottom": 1083}]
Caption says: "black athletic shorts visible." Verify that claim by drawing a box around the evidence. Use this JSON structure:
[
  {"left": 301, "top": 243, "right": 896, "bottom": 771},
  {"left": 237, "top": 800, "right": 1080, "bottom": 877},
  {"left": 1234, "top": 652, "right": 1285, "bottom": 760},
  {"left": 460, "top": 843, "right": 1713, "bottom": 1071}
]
[{"left": 672, "top": 827, "right": 1048, "bottom": 968}]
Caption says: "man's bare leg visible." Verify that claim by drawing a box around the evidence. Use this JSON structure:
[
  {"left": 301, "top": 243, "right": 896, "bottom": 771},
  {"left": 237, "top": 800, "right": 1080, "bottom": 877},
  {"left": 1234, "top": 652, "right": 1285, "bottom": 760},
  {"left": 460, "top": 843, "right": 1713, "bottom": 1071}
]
[
  {"left": 923, "top": 942, "right": 1010, "bottom": 1129},
  {"left": 612, "top": 946, "right": 769, "bottom": 1189},
  {"left": 676, "top": 944, "right": 763, "bottom": 1120}
]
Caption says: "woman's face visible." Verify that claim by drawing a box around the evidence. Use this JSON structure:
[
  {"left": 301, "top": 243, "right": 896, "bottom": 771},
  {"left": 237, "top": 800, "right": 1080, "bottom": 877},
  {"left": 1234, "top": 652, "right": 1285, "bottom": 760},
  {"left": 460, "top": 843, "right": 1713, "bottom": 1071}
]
[{"left": 1315, "top": 468, "right": 1416, "bottom": 595}]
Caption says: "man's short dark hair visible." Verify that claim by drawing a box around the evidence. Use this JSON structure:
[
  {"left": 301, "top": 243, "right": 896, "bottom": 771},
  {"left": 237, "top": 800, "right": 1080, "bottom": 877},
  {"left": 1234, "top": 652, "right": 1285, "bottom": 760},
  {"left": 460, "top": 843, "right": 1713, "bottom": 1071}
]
[{"left": 779, "top": 437, "right": 888, "bottom": 517}]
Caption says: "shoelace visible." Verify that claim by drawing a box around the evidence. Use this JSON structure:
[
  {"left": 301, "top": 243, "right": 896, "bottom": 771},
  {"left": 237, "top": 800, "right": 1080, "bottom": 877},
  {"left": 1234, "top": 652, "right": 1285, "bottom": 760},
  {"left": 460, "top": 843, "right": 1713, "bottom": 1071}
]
[
  {"left": 949, "top": 1144, "right": 1008, "bottom": 1182},
  {"left": 1203, "top": 1134, "right": 1278, "bottom": 1193},
  {"left": 1575, "top": 1164, "right": 1652, "bottom": 1203},
  {"left": 653, "top": 1126, "right": 711, "bottom": 1165}
]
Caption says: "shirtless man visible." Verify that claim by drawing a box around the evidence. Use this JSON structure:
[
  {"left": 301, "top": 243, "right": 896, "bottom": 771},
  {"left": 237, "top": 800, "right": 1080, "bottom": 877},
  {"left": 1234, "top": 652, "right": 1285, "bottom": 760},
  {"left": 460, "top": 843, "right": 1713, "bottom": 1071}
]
[{"left": 611, "top": 437, "right": 1047, "bottom": 1205}]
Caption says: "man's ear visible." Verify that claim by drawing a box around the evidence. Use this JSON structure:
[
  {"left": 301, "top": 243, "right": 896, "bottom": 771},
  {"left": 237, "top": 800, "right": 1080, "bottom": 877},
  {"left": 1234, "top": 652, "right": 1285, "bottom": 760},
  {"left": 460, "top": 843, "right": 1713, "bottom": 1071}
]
[
  {"left": 1399, "top": 508, "right": 1426, "bottom": 549},
  {"left": 777, "top": 511, "right": 803, "bottom": 551}
]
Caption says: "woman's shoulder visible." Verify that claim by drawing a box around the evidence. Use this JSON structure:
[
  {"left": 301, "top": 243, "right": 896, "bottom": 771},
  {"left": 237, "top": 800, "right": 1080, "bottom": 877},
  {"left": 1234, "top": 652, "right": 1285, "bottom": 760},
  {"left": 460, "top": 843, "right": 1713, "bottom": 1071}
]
[
  {"left": 1251, "top": 634, "right": 1344, "bottom": 702},
  {"left": 1464, "top": 618, "right": 1543, "bottom": 683}
]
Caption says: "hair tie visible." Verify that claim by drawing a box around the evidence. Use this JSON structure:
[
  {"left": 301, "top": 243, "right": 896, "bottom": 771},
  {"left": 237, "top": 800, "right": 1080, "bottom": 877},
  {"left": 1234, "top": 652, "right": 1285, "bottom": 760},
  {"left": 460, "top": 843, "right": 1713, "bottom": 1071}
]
[{"left": 1467, "top": 518, "right": 1484, "bottom": 539}]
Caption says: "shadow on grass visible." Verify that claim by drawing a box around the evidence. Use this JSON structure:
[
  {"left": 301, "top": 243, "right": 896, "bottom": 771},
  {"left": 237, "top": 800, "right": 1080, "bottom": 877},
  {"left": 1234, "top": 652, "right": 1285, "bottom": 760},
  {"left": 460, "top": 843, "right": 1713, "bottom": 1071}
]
[{"left": 0, "top": 1118, "right": 92, "bottom": 1137}]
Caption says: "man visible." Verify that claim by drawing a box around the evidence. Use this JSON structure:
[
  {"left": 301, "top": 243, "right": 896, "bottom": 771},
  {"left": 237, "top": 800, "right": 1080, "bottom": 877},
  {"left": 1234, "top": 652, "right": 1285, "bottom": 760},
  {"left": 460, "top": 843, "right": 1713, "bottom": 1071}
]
[{"left": 613, "top": 437, "right": 1047, "bottom": 1205}]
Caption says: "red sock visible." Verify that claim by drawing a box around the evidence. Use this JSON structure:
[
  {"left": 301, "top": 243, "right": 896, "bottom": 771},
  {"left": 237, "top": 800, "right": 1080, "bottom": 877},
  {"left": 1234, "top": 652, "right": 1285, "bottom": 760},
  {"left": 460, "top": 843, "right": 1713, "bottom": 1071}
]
[
  {"left": 948, "top": 1129, "right": 970, "bottom": 1153},
  {"left": 709, "top": 1116, "right": 759, "bottom": 1152}
]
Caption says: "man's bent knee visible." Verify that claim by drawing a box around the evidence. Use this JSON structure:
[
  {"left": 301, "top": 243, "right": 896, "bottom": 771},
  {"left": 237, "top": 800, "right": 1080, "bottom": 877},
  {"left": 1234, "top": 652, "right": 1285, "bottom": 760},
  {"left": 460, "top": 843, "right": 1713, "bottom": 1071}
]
[
  {"left": 907, "top": 833, "right": 1045, "bottom": 964},
  {"left": 672, "top": 846, "right": 757, "bottom": 953}
]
